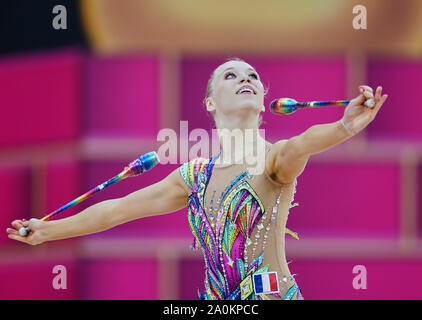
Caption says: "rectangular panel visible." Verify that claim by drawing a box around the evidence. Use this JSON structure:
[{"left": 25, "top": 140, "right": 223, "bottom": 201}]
[
  {"left": 248, "top": 56, "right": 347, "bottom": 140},
  {"left": 0, "top": 50, "right": 81, "bottom": 146},
  {"left": 178, "top": 258, "right": 204, "bottom": 299},
  {"left": 367, "top": 59, "right": 422, "bottom": 139},
  {"left": 0, "top": 166, "right": 31, "bottom": 246},
  {"left": 0, "top": 259, "right": 78, "bottom": 299},
  {"left": 181, "top": 57, "right": 220, "bottom": 132},
  {"left": 287, "top": 161, "right": 400, "bottom": 237},
  {"left": 45, "top": 160, "right": 81, "bottom": 247},
  {"left": 80, "top": 258, "right": 158, "bottom": 299},
  {"left": 84, "top": 55, "right": 160, "bottom": 137},
  {"left": 419, "top": 163, "right": 422, "bottom": 238}
]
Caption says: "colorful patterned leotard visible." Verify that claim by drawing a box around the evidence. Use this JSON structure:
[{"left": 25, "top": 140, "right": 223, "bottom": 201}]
[{"left": 179, "top": 143, "right": 303, "bottom": 300}]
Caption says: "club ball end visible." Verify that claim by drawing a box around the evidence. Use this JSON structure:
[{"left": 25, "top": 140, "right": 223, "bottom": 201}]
[
  {"left": 365, "top": 99, "right": 376, "bottom": 108},
  {"left": 269, "top": 98, "right": 298, "bottom": 115},
  {"left": 19, "top": 227, "right": 28, "bottom": 237},
  {"left": 140, "top": 151, "right": 160, "bottom": 171},
  {"left": 269, "top": 99, "right": 278, "bottom": 113}
]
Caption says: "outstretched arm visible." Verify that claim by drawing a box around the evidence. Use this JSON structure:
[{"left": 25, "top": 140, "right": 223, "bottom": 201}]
[
  {"left": 7, "top": 168, "right": 188, "bottom": 245},
  {"left": 266, "top": 86, "right": 388, "bottom": 184}
]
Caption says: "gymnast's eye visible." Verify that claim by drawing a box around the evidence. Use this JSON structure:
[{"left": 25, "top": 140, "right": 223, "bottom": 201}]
[
  {"left": 249, "top": 73, "right": 258, "bottom": 80},
  {"left": 224, "top": 72, "right": 236, "bottom": 79}
]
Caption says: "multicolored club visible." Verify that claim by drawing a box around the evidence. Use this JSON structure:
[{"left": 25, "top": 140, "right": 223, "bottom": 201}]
[
  {"left": 18, "top": 151, "right": 160, "bottom": 237},
  {"left": 269, "top": 97, "right": 376, "bottom": 115}
]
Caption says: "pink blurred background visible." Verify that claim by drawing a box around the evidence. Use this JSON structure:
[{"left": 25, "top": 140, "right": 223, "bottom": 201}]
[{"left": 1, "top": 0, "right": 422, "bottom": 299}]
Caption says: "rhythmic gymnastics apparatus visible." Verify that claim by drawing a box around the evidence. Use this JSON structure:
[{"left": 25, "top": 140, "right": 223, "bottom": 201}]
[{"left": 7, "top": 58, "right": 388, "bottom": 300}]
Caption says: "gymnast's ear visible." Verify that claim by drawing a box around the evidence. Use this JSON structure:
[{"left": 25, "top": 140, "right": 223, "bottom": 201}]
[{"left": 206, "top": 97, "right": 216, "bottom": 112}]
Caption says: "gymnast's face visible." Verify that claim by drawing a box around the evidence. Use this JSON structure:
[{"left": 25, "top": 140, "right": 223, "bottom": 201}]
[{"left": 206, "top": 61, "right": 265, "bottom": 124}]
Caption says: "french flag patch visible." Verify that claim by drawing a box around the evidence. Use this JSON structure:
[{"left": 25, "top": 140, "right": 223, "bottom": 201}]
[{"left": 253, "top": 271, "right": 279, "bottom": 295}]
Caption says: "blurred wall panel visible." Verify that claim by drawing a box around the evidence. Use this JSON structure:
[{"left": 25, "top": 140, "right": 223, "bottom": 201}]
[
  {"left": 419, "top": 163, "right": 422, "bottom": 237},
  {"left": 0, "top": 166, "right": 31, "bottom": 245},
  {"left": 0, "top": 259, "right": 79, "bottom": 299},
  {"left": 84, "top": 55, "right": 160, "bottom": 138},
  {"left": 250, "top": 56, "right": 347, "bottom": 139},
  {"left": 46, "top": 161, "right": 81, "bottom": 221},
  {"left": 178, "top": 258, "right": 204, "bottom": 299},
  {"left": 79, "top": 258, "right": 158, "bottom": 299},
  {"left": 367, "top": 58, "right": 422, "bottom": 139},
  {"left": 180, "top": 57, "right": 219, "bottom": 133},
  {"left": 288, "top": 161, "right": 400, "bottom": 237},
  {"left": 0, "top": 50, "right": 82, "bottom": 147}
]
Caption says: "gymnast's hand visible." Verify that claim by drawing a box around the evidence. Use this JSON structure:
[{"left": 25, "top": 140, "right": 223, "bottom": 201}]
[
  {"left": 341, "top": 85, "right": 388, "bottom": 135},
  {"left": 6, "top": 218, "right": 46, "bottom": 245}
]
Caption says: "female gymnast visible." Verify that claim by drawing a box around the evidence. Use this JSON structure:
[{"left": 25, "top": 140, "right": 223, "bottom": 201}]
[{"left": 6, "top": 58, "right": 388, "bottom": 300}]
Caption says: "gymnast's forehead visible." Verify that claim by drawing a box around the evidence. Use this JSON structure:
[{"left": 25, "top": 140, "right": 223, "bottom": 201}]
[{"left": 214, "top": 60, "right": 257, "bottom": 78}]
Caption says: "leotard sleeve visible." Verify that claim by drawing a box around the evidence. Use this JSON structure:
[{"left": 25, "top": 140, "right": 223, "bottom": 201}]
[{"left": 178, "top": 157, "right": 209, "bottom": 191}]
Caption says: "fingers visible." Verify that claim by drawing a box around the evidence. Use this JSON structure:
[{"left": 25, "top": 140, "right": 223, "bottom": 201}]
[
  {"left": 359, "top": 85, "right": 373, "bottom": 93},
  {"left": 373, "top": 93, "right": 388, "bottom": 114},
  {"left": 359, "top": 86, "right": 374, "bottom": 100},
  {"left": 6, "top": 227, "right": 18, "bottom": 235},
  {"left": 27, "top": 219, "right": 40, "bottom": 233},
  {"left": 369, "top": 85, "right": 388, "bottom": 114},
  {"left": 350, "top": 93, "right": 365, "bottom": 106},
  {"left": 374, "top": 86, "right": 382, "bottom": 101},
  {"left": 8, "top": 219, "right": 31, "bottom": 240},
  {"left": 351, "top": 85, "right": 383, "bottom": 107},
  {"left": 7, "top": 233, "right": 29, "bottom": 244},
  {"left": 11, "top": 220, "right": 25, "bottom": 230},
  {"left": 7, "top": 219, "right": 39, "bottom": 245},
  {"left": 359, "top": 85, "right": 388, "bottom": 112}
]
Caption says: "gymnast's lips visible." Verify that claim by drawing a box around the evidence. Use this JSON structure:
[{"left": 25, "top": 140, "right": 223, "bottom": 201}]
[{"left": 236, "top": 85, "right": 256, "bottom": 95}]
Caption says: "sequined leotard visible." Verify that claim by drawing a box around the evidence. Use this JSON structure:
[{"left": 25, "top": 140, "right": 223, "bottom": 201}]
[{"left": 179, "top": 143, "right": 303, "bottom": 300}]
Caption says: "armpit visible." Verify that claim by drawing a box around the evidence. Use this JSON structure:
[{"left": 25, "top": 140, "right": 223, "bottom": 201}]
[{"left": 264, "top": 167, "right": 296, "bottom": 186}]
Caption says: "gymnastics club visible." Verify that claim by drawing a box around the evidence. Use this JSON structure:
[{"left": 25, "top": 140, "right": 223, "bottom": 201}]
[
  {"left": 269, "top": 97, "right": 376, "bottom": 115},
  {"left": 19, "top": 151, "right": 160, "bottom": 237}
]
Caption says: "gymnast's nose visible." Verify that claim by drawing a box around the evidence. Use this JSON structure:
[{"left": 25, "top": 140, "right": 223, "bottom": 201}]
[{"left": 239, "top": 74, "right": 251, "bottom": 84}]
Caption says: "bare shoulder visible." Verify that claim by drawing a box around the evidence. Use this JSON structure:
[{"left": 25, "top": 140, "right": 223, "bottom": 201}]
[
  {"left": 266, "top": 139, "right": 288, "bottom": 167},
  {"left": 271, "top": 139, "right": 289, "bottom": 154}
]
